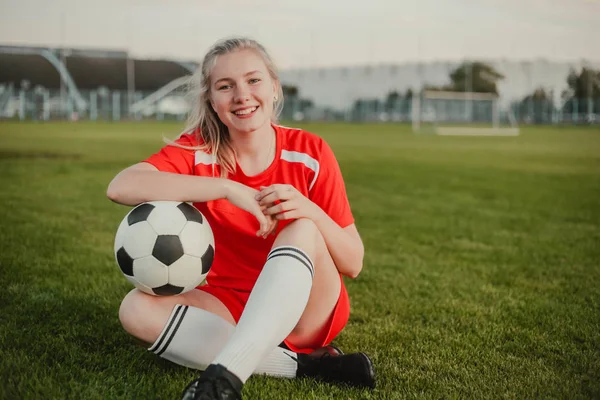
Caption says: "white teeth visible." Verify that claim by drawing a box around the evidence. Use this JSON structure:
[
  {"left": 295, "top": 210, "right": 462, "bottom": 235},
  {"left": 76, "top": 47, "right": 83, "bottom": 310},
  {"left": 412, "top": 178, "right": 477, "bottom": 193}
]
[{"left": 234, "top": 107, "right": 257, "bottom": 116}]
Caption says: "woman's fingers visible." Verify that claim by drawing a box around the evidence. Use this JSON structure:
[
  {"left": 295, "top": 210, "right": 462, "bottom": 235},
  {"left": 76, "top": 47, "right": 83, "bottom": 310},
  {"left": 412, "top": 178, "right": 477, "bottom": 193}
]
[
  {"left": 275, "top": 210, "right": 297, "bottom": 220},
  {"left": 258, "top": 192, "right": 284, "bottom": 206},
  {"left": 256, "top": 185, "right": 295, "bottom": 204},
  {"left": 265, "top": 218, "right": 278, "bottom": 237},
  {"left": 254, "top": 184, "right": 298, "bottom": 236},
  {"left": 255, "top": 186, "right": 275, "bottom": 202},
  {"left": 263, "top": 202, "right": 285, "bottom": 216},
  {"left": 253, "top": 207, "right": 271, "bottom": 236}
]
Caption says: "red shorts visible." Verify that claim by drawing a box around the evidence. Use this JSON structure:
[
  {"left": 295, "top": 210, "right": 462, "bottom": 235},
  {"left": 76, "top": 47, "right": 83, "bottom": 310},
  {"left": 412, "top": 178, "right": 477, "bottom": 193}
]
[{"left": 197, "top": 274, "right": 350, "bottom": 354}]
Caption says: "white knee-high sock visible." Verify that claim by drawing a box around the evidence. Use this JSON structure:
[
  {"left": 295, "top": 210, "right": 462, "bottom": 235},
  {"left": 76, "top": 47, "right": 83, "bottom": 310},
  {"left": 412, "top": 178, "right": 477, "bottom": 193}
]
[
  {"left": 211, "top": 246, "right": 314, "bottom": 382},
  {"left": 148, "top": 305, "right": 233, "bottom": 370},
  {"left": 148, "top": 305, "right": 299, "bottom": 378}
]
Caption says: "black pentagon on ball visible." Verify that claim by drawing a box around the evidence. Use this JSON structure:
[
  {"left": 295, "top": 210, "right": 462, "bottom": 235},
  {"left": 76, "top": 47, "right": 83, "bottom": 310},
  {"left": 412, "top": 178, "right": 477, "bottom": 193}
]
[
  {"left": 152, "top": 235, "right": 184, "bottom": 266},
  {"left": 177, "top": 202, "right": 203, "bottom": 224},
  {"left": 116, "top": 247, "right": 134, "bottom": 276},
  {"left": 201, "top": 244, "right": 214, "bottom": 274},
  {"left": 128, "top": 203, "right": 155, "bottom": 225},
  {"left": 153, "top": 284, "right": 185, "bottom": 296}
]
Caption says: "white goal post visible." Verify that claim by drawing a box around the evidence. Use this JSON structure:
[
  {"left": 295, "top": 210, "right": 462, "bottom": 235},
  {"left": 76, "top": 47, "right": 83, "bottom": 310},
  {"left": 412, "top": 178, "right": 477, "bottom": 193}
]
[{"left": 412, "top": 90, "right": 520, "bottom": 136}]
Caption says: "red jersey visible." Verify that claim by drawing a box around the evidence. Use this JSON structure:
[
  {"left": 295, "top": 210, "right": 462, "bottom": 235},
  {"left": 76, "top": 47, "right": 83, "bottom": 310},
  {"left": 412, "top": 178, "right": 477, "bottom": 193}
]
[{"left": 143, "top": 124, "right": 354, "bottom": 291}]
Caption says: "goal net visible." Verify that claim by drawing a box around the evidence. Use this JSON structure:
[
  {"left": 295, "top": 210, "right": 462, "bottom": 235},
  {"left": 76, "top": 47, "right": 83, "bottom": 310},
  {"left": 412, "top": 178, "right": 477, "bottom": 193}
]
[{"left": 411, "top": 90, "right": 520, "bottom": 136}]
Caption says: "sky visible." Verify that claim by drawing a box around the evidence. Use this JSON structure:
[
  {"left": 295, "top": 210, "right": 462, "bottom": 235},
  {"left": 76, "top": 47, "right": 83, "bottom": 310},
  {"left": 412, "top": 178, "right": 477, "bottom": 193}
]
[{"left": 0, "top": 0, "right": 598, "bottom": 69}]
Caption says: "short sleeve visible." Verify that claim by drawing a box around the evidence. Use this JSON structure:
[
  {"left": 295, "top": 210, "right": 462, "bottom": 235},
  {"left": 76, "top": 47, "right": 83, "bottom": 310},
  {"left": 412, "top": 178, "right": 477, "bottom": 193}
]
[
  {"left": 143, "top": 134, "right": 198, "bottom": 175},
  {"left": 309, "top": 140, "right": 354, "bottom": 228}
]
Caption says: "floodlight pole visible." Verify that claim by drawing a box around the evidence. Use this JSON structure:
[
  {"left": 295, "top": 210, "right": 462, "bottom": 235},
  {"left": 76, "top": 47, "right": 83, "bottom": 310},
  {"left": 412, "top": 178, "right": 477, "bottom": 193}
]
[
  {"left": 492, "top": 97, "right": 499, "bottom": 129},
  {"left": 90, "top": 91, "right": 97, "bottom": 121},
  {"left": 526, "top": 62, "right": 533, "bottom": 122},
  {"left": 19, "top": 87, "right": 25, "bottom": 120},
  {"left": 60, "top": 12, "right": 65, "bottom": 119},
  {"left": 412, "top": 94, "right": 420, "bottom": 131},
  {"left": 126, "top": 13, "right": 135, "bottom": 119},
  {"left": 414, "top": 34, "right": 423, "bottom": 130},
  {"left": 113, "top": 91, "right": 120, "bottom": 121}
]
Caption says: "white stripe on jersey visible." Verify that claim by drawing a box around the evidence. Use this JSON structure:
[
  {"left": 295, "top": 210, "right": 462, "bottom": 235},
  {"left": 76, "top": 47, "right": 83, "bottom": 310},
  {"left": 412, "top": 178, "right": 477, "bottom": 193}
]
[
  {"left": 195, "top": 151, "right": 217, "bottom": 166},
  {"left": 280, "top": 150, "right": 320, "bottom": 191}
]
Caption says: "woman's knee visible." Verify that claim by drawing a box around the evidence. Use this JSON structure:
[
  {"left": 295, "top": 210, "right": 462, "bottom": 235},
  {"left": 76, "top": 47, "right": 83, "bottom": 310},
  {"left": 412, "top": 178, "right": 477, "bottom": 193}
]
[
  {"left": 118, "top": 289, "right": 167, "bottom": 342},
  {"left": 119, "top": 289, "right": 145, "bottom": 334},
  {"left": 276, "top": 218, "right": 326, "bottom": 258},
  {"left": 284, "top": 218, "right": 320, "bottom": 236},
  {"left": 119, "top": 288, "right": 236, "bottom": 344}
]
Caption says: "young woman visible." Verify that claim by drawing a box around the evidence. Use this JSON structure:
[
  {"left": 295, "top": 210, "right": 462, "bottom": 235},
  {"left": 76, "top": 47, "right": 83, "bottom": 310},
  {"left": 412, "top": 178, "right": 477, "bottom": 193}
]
[{"left": 107, "top": 37, "right": 375, "bottom": 400}]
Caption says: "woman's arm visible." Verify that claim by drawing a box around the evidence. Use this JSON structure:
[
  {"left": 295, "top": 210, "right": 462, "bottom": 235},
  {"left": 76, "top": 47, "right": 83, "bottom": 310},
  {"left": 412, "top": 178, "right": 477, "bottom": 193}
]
[
  {"left": 106, "top": 162, "right": 228, "bottom": 206},
  {"left": 107, "top": 162, "right": 276, "bottom": 237}
]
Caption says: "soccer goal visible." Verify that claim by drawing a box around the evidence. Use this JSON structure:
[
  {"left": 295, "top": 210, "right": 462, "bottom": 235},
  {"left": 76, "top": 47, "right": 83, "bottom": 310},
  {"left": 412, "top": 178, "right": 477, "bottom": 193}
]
[{"left": 411, "top": 90, "right": 520, "bottom": 136}]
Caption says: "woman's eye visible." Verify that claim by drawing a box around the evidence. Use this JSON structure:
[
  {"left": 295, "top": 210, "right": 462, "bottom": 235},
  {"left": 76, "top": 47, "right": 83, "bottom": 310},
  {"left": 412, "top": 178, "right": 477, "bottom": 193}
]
[
  {"left": 249, "top": 78, "right": 261, "bottom": 84},
  {"left": 218, "top": 85, "right": 231, "bottom": 91}
]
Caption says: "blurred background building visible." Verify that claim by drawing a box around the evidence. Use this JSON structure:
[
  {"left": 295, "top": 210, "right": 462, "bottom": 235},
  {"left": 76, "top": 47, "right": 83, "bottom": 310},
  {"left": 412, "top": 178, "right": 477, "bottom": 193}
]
[
  {"left": 1, "top": 0, "right": 598, "bottom": 126},
  {"left": 2, "top": 44, "right": 598, "bottom": 126}
]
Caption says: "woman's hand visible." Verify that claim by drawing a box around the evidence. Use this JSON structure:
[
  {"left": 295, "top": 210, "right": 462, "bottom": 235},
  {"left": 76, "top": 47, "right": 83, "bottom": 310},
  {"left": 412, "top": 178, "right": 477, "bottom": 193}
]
[
  {"left": 224, "top": 181, "right": 278, "bottom": 237},
  {"left": 256, "top": 184, "right": 322, "bottom": 221}
]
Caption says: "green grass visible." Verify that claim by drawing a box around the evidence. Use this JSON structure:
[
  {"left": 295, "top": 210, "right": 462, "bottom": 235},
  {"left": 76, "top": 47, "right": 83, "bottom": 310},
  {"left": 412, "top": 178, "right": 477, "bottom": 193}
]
[{"left": 1, "top": 121, "right": 599, "bottom": 399}]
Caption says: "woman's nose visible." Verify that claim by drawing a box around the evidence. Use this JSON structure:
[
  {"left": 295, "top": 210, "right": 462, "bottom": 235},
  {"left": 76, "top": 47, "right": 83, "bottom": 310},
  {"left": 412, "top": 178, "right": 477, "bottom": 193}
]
[{"left": 234, "top": 85, "right": 251, "bottom": 103}]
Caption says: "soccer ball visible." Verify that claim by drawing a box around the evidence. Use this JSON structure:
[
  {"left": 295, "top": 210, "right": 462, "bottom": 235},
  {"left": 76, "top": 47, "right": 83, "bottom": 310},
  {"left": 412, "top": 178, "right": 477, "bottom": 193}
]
[{"left": 114, "top": 201, "right": 215, "bottom": 296}]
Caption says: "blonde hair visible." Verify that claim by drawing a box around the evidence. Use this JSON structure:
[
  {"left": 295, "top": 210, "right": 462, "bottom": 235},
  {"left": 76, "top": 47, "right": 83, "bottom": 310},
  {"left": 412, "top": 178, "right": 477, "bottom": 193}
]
[{"left": 175, "top": 37, "right": 284, "bottom": 177}]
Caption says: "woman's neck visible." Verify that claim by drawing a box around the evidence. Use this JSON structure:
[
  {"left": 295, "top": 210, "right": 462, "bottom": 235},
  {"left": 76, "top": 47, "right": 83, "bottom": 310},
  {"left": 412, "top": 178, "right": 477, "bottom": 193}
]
[{"left": 229, "top": 122, "right": 276, "bottom": 176}]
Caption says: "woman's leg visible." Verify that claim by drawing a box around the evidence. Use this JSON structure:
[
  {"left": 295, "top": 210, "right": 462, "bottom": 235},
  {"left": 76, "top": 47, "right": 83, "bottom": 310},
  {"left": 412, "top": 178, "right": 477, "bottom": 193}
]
[
  {"left": 119, "top": 287, "right": 298, "bottom": 377},
  {"left": 119, "top": 216, "right": 341, "bottom": 352},
  {"left": 209, "top": 218, "right": 343, "bottom": 383},
  {"left": 119, "top": 218, "right": 366, "bottom": 385},
  {"left": 119, "top": 288, "right": 235, "bottom": 346},
  {"left": 284, "top": 219, "right": 342, "bottom": 350}
]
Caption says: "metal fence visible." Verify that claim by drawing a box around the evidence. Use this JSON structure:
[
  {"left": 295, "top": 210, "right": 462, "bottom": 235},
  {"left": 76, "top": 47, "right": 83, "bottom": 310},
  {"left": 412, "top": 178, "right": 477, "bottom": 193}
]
[{"left": 2, "top": 83, "right": 598, "bottom": 126}]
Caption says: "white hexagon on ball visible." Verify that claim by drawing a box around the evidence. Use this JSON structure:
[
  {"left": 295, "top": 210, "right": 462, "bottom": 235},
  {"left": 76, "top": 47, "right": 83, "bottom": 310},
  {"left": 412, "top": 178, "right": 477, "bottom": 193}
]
[
  {"left": 121, "top": 221, "right": 158, "bottom": 259},
  {"left": 124, "top": 274, "right": 155, "bottom": 296},
  {"left": 133, "top": 256, "right": 169, "bottom": 288},
  {"left": 168, "top": 254, "right": 206, "bottom": 288},
  {"left": 179, "top": 221, "right": 215, "bottom": 258},
  {"left": 146, "top": 201, "right": 188, "bottom": 235}
]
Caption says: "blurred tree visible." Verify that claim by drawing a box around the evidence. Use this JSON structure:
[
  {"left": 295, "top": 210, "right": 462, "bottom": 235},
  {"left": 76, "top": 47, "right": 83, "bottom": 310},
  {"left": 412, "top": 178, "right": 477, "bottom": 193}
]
[
  {"left": 567, "top": 67, "right": 600, "bottom": 98},
  {"left": 351, "top": 99, "right": 366, "bottom": 122},
  {"left": 282, "top": 85, "right": 299, "bottom": 98},
  {"left": 384, "top": 91, "right": 401, "bottom": 112},
  {"left": 299, "top": 98, "right": 314, "bottom": 110},
  {"left": 281, "top": 85, "right": 315, "bottom": 120},
  {"left": 352, "top": 90, "right": 414, "bottom": 121},
  {"left": 562, "top": 67, "right": 600, "bottom": 117},
  {"left": 400, "top": 89, "right": 414, "bottom": 115},
  {"left": 350, "top": 98, "right": 380, "bottom": 121},
  {"left": 449, "top": 62, "right": 504, "bottom": 94},
  {"left": 426, "top": 62, "right": 504, "bottom": 94},
  {"left": 516, "top": 87, "right": 555, "bottom": 124}
]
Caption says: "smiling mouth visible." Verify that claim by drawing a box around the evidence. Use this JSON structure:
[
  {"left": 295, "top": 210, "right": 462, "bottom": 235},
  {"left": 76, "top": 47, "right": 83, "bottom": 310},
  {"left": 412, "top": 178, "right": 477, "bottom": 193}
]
[{"left": 232, "top": 106, "right": 258, "bottom": 116}]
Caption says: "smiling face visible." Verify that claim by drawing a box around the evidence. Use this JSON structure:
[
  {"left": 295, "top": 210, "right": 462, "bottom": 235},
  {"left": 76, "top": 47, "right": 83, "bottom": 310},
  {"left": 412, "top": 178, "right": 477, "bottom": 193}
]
[{"left": 209, "top": 49, "right": 278, "bottom": 136}]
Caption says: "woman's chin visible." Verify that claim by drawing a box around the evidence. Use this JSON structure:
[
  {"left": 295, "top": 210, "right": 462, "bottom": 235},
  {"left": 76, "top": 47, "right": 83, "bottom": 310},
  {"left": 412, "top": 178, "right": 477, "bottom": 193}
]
[{"left": 229, "top": 118, "right": 267, "bottom": 134}]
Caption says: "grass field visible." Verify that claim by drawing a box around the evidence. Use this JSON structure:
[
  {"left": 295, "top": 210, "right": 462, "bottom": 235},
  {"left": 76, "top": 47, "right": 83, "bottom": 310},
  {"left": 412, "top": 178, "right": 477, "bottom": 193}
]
[{"left": 1, "top": 121, "right": 599, "bottom": 399}]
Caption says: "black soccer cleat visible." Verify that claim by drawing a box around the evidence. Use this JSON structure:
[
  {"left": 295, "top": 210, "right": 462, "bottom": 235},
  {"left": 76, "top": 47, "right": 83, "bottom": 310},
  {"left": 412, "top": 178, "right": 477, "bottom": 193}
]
[
  {"left": 181, "top": 364, "right": 243, "bottom": 400},
  {"left": 296, "top": 350, "right": 376, "bottom": 389}
]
